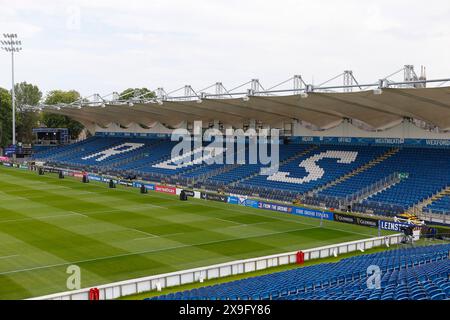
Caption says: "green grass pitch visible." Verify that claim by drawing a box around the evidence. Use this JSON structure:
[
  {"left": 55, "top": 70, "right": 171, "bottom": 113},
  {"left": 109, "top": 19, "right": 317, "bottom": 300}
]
[{"left": 0, "top": 165, "right": 392, "bottom": 299}]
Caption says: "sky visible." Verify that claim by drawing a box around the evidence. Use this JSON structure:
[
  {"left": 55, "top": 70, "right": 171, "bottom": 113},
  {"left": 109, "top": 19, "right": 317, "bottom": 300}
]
[{"left": 0, "top": 0, "right": 449, "bottom": 98}]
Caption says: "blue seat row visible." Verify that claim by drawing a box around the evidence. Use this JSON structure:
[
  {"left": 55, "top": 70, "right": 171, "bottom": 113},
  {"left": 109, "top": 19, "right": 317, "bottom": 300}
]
[{"left": 147, "top": 244, "right": 450, "bottom": 301}]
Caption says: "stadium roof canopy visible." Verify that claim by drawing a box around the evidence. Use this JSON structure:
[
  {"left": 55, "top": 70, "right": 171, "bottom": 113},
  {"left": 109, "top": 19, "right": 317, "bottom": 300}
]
[{"left": 30, "top": 77, "right": 450, "bottom": 131}]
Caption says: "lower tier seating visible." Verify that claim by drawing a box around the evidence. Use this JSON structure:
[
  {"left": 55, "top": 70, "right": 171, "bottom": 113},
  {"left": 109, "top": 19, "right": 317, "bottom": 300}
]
[{"left": 147, "top": 244, "right": 450, "bottom": 300}]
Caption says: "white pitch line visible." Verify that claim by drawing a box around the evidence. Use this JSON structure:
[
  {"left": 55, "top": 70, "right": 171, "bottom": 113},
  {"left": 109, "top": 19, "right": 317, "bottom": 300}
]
[
  {"left": 163, "top": 232, "right": 184, "bottom": 237},
  {"left": 130, "top": 228, "right": 158, "bottom": 239},
  {"left": 133, "top": 237, "right": 157, "bottom": 241},
  {"left": 0, "top": 206, "right": 167, "bottom": 225},
  {"left": 3, "top": 169, "right": 379, "bottom": 241},
  {"left": 179, "top": 201, "right": 378, "bottom": 238},
  {"left": 227, "top": 221, "right": 269, "bottom": 228},
  {"left": 0, "top": 226, "right": 320, "bottom": 276},
  {"left": 69, "top": 211, "right": 89, "bottom": 218},
  {"left": 5, "top": 171, "right": 378, "bottom": 239},
  {"left": 0, "top": 213, "right": 82, "bottom": 224},
  {"left": 215, "top": 217, "right": 241, "bottom": 225},
  {"left": 0, "top": 255, "right": 19, "bottom": 260},
  {"left": 98, "top": 189, "right": 358, "bottom": 236},
  {"left": 31, "top": 174, "right": 376, "bottom": 239}
]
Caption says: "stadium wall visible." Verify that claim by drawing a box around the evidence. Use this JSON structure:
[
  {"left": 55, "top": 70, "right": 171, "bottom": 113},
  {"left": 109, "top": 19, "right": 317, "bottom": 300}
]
[{"left": 27, "top": 234, "right": 403, "bottom": 300}]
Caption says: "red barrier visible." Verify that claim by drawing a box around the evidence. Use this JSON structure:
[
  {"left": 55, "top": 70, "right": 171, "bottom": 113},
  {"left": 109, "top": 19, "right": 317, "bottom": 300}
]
[
  {"left": 296, "top": 251, "right": 305, "bottom": 265},
  {"left": 89, "top": 288, "right": 100, "bottom": 300}
]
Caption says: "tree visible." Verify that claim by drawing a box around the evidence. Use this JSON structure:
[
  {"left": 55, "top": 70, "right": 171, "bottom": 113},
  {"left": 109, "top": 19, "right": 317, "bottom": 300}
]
[
  {"left": 14, "top": 82, "right": 42, "bottom": 144},
  {"left": 0, "top": 88, "right": 12, "bottom": 147},
  {"left": 119, "top": 88, "right": 155, "bottom": 100},
  {"left": 42, "top": 90, "right": 84, "bottom": 140}
]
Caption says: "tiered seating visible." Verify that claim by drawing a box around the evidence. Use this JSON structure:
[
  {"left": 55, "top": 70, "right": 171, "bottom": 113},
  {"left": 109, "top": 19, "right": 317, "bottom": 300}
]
[
  {"left": 147, "top": 244, "right": 450, "bottom": 300},
  {"left": 33, "top": 137, "right": 450, "bottom": 216},
  {"left": 235, "top": 145, "right": 388, "bottom": 196},
  {"left": 358, "top": 148, "right": 450, "bottom": 215},
  {"left": 424, "top": 196, "right": 450, "bottom": 216},
  {"left": 203, "top": 144, "right": 309, "bottom": 187},
  {"left": 33, "top": 136, "right": 105, "bottom": 161},
  {"left": 132, "top": 144, "right": 248, "bottom": 182},
  {"left": 38, "top": 137, "right": 164, "bottom": 175}
]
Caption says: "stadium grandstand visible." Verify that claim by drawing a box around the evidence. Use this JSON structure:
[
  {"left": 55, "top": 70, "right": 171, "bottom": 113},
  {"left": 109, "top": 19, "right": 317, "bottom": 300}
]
[
  {"left": 1, "top": 66, "right": 449, "bottom": 302},
  {"left": 28, "top": 67, "right": 450, "bottom": 223}
]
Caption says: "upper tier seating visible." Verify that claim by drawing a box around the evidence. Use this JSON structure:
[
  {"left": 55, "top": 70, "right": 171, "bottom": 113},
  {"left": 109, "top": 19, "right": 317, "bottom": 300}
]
[{"left": 147, "top": 244, "right": 450, "bottom": 300}]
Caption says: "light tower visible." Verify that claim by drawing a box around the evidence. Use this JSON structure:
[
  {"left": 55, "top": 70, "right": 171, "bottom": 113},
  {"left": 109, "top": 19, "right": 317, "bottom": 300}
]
[{"left": 1, "top": 33, "right": 22, "bottom": 157}]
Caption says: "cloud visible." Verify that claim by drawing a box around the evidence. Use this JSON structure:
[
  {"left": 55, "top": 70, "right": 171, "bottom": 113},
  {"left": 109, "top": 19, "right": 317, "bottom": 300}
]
[{"left": 0, "top": 0, "right": 449, "bottom": 96}]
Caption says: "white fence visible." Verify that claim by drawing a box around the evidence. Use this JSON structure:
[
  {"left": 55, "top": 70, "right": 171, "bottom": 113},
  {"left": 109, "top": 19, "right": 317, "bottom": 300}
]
[{"left": 28, "top": 234, "right": 403, "bottom": 300}]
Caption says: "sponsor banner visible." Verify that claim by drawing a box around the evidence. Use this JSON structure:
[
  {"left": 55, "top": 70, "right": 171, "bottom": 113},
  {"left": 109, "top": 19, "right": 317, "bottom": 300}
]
[
  {"left": 73, "top": 172, "right": 84, "bottom": 178},
  {"left": 132, "top": 181, "right": 151, "bottom": 188},
  {"left": 258, "top": 201, "right": 293, "bottom": 213},
  {"left": 238, "top": 196, "right": 248, "bottom": 206},
  {"left": 355, "top": 216, "right": 379, "bottom": 228},
  {"left": 182, "top": 189, "right": 195, "bottom": 197},
  {"left": 2, "top": 162, "right": 12, "bottom": 167},
  {"left": 227, "top": 196, "right": 239, "bottom": 205},
  {"left": 333, "top": 213, "right": 379, "bottom": 228},
  {"left": 155, "top": 185, "right": 176, "bottom": 194},
  {"left": 334, "top": 213, "right": 356, "bottom": 224},
  {"left": 133, "top": 182, "right": 155, "bottom": 190},
  {"left": 244, "top": 199, "right": 259, "bottom": 208},
  {"left": 118, "top": 180, "right": 133, "bottom": 187},
  {"left": 96, "top": 132, "right": 172, "bottom": 140},
  {"left": 88, "top": 174, "right": 103, "bottom": 182},
  {"left": 47, "top": 167, "right": 62, "bottom": 174},
  {"left": 0, "top": 156, "right": 9, "bottom": 162},
  {"left": 289, "top": 136, "right": 450, "bottom": 149},
  {"left": 228, "top": 195, "right": 249, "bottom": 206},
  {"left": 19, "top": 164, "right": 28, "bottom": 170},
  {"left": 379, "top": 220, "right": 411, "bottom": 231},
  {"left": 193, "top": 191, "right": 201, "bottom": 199},
  {"left": 251, "top": 200, "right": 334, "bottom": 221},
  {"left": 132, "top": 181, "right": 141, "bottom": 188},
  {"left": 200, "top": 192, "right": 228, "bottom": 203},
  {"left": 293, "top": 207, "right": 334, "bottom": 221}
]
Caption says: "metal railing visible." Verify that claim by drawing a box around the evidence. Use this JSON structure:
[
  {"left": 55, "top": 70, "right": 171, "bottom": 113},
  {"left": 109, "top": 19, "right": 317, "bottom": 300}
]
[{"left": 346, "top": 172, "right": 401, "bottom": 203}]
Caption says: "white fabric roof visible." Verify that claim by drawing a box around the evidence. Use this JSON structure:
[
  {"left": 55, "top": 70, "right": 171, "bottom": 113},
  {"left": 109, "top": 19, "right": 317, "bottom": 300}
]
[{"left": 43, "top": 86, "right": 450, "bottom": 131}]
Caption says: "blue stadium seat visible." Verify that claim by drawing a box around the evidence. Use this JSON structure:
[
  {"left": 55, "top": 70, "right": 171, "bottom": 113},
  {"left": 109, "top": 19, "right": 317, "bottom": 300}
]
[{"left": 149, "top": 244, "right": 450, "bottom": 301}]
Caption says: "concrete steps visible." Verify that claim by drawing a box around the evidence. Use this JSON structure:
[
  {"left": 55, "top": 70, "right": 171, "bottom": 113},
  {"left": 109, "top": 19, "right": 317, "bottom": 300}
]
[{"left": 408, "top": 186, "right": 450, "bottom": 215}]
